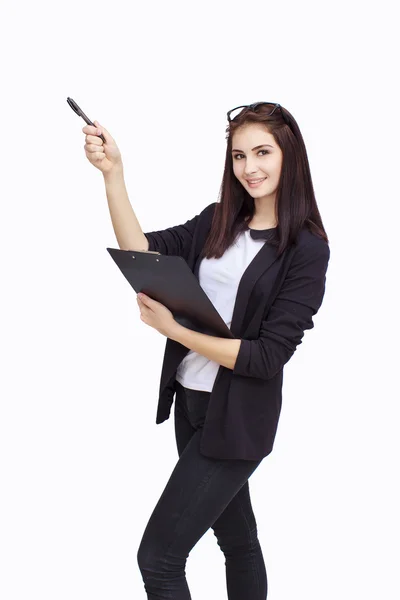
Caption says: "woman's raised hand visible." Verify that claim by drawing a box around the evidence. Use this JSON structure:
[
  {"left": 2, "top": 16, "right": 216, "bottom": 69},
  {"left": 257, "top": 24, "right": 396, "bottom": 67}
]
[{"left": 82, "top": 120, "right": 123, "bottom": 174}]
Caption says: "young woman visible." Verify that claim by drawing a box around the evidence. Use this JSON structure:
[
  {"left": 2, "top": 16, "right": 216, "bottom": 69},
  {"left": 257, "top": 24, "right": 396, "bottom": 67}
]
[{"left": 83, "top": 102, "right": 330, "bottom": 599}]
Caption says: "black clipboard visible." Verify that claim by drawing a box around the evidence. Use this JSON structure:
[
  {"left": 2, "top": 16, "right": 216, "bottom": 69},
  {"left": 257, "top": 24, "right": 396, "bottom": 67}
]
[{"left": 106, "top": 248, "right": 235, "bottom": 339}]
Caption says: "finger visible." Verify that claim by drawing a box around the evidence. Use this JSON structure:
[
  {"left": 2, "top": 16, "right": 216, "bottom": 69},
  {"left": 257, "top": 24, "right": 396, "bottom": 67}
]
[
  {"left": 94, "top": 120, "right": 112, "bottom": 144},
  {"left": 85, "top": 143, "right": 104, "bottom": 153},
  {"left": 82, "top": 125, "right": 100, "bottom": 135},
  {"left": 86, "top": 151, "right": 105, "bottom": 161},
  {"left": 85, "top": 134, "right": 103, "bottom": 145}
]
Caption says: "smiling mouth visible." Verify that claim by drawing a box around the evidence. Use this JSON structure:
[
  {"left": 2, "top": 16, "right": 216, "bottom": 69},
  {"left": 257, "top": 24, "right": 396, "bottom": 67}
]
[{"left": 246, "top": 177, "right": 267, "bottom": 186}]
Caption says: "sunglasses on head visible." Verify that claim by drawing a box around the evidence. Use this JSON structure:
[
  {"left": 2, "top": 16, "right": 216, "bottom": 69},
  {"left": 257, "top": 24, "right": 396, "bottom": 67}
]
[{"left": 227, "top": 102, "right": 290, "bottom": 127}]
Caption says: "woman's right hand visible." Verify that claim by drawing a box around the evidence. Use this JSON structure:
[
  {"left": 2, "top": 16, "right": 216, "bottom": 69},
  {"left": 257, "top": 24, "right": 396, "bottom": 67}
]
[{"left": 82, "top": 120, "right": 123, "bottom": 175}]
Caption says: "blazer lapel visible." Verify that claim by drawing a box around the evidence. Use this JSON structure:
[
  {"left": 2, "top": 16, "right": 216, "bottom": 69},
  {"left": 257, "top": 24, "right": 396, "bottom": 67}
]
[
  {"left": 193, "top": 240, "right": 280, "bottom": 338},
  {"left": 228, "top": 243, "right": 279, "bottom": 337}
]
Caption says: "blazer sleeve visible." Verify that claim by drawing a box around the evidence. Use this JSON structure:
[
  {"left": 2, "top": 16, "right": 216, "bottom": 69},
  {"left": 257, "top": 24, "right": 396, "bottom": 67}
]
[
  {"left": 143, "top": 204, "right": 213, "bottom": 260},
  {"left": 232, "top": 235, "right": 331, "bottom": 380}
]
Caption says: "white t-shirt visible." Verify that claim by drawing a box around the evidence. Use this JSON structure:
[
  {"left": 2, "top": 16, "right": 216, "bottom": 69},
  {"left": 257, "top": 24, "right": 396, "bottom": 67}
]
[{"left": 175, "top": 228, "right": 271, "bottom": 392}]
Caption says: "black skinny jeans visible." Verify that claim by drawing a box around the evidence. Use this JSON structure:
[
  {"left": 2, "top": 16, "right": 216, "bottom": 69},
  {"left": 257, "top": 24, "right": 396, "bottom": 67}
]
[{"left": 137, "top": 380, "right": 268, "bottom": 599}]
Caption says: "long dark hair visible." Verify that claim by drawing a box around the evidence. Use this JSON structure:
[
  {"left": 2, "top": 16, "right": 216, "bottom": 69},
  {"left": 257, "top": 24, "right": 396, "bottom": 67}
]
[{"left": 201, "top": 103, "right": 329, "bottom": 260}]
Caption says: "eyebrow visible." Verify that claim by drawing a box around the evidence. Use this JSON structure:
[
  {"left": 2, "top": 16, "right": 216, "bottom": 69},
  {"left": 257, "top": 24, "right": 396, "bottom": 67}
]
[{"left": 231, "top": 144, "right": 274, "bottom": 153}]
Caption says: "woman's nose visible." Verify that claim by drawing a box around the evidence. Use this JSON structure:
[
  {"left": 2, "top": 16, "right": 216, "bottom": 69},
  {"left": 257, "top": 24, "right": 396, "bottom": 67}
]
[
  {"left": 244, "top": 165, "right": 259, "bottom": 176},
  {"left": 243, "top": 159, "right": 259, "bottom": 174}
]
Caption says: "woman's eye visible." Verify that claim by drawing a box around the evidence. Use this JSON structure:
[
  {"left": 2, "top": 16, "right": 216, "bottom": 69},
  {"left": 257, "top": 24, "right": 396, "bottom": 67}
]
[{"left": 233, "top": 150, "right": 269, "bottom": 160}]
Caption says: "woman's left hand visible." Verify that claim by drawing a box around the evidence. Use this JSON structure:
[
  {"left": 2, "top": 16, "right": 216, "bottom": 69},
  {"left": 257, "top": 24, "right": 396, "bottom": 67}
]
[{"left": 136, "top": 293, "right": 178, "bottom": 338}]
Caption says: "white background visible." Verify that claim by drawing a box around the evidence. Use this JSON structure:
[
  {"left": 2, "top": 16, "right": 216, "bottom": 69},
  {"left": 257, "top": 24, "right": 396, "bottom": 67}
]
[{"left": 1, "top": 1, "right": 399, "bottom": 598}]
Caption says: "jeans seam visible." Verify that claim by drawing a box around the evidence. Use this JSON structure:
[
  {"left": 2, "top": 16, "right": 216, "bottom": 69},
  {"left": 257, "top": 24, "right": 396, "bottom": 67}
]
[
  {"left": 236, "top": 489, "right": 261, "bottom": 597},
  {"left": 159, "top": 455, "right": 225, "bottom": 583}
]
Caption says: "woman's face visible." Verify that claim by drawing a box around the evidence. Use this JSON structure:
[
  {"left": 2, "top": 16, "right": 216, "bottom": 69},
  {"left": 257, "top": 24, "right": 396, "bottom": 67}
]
[{"left": 231, "top": 123, "right": 283, "bottom": 200}]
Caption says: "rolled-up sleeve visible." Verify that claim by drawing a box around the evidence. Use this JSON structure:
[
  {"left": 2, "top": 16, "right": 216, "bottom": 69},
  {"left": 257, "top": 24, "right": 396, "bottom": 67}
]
[
  {"left": 144, "top": 213, "right": 201, "bottom": 260},
  {"left": 232, "top": 237, "right": 331, "bottom": 380}
]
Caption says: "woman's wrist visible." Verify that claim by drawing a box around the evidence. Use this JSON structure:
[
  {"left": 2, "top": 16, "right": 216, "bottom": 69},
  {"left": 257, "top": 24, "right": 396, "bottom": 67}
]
[{"left": 103, "top": 164, "right": 124, "bottom": 183}]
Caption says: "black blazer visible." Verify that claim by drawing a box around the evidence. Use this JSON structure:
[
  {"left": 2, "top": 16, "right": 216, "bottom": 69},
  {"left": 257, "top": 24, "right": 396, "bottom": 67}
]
[{"left": 144, "top": 202, "right": 330, "bottom": 461}]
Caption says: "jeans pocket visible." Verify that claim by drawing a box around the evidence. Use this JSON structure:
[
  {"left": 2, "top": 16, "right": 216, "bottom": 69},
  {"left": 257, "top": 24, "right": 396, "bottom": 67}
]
[{"left": 184, "top": 388, "right": 210, "bottom": 430}]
